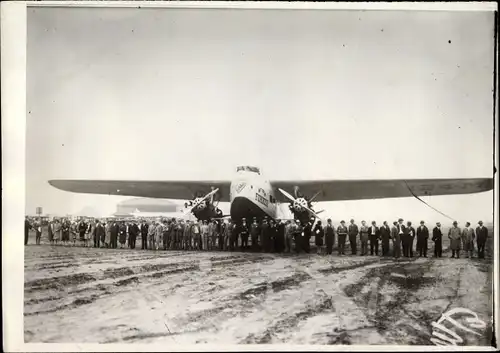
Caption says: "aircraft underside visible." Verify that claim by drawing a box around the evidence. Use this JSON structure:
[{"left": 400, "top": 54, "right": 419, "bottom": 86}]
[{"left": 230, "top": 196, "right": 270, "bottom": 222}]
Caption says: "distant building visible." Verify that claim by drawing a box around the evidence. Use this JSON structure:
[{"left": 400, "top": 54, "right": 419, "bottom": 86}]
[{"left": 116, "top": 198, "right": 181, "bottom": 215}]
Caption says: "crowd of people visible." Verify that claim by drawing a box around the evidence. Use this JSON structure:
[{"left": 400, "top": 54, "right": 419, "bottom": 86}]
[{"left": 24, "top": 216, "right": 490, "bottom": 259}]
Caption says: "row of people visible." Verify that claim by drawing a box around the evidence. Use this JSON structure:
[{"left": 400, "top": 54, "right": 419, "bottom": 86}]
[{"left": 25, "top": 216, "right": 489, "bottom": 259}]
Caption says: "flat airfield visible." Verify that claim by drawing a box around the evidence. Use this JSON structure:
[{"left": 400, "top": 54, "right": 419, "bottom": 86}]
[{"left": 24, "top": 234, "right": 494, "bottom": 345}]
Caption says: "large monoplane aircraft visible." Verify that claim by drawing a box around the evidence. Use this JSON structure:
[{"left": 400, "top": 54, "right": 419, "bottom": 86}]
[{"left": 49, "top": 165, "right": 493, "bottom": 224}]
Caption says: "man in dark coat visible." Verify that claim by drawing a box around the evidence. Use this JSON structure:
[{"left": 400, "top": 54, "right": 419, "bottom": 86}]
[
  {"left": 110, "top": 221, "right": 119, "bottom": 249},
  {"left": 275, "top": 219, "right": 285, "bottom": 253},
  {"left": 313, "top": 220, "right": 324, "bottom": 254},
  {"left": 380, "top": 221, "right": 391, "bottom": 256},
  {"left": 397, "top": 218, "right": 407, "bottom": 257},
  {"left": 129, "top": 222, "right": 138, "bottom": 249},
  {"left": 406, "top": 221, "right": 416, "bottom": 258},
  {"left": 391, "top": 221, "right": 401, "bottom": 258},
  {"left": 140, "top": 221, "right": 149, "bottom": 250},
  {"left": 25, "top": 217, "right": 32, "bottom": 245},
  {"left": 303, "top": 219, "right": 313, "bottom": 254},
  {"left": 432, "top": 222, "right": 443, "bottom": 258},
  {"left": 260, "top": 218, "right": 271, "bottom": 253},
  {"left": 476, "top": 220, "right": 488, "bottom": 259},
  {"left": 416, "top": 220, "right": 430, "bottom": 257},
  {"left": 78, "top": 220, "right": 87, "bottom": 243},
  {"left": 250, "top": 218, "right": 260, "bottom": 252},
  {"left": 94, "top": 220, "right": 105, "bottom": 248},
  {"left": 337, "top": 220, "right": 348, "bottom": 255},
  {"left": 294, "top": 220, "right": 304, "bottom": 253},
  {"left": 348, "top": 219, "right": 358, "bottom": 255},
  {"left": 368, "top": 221, "right": 380, "bottom": 256},
  {"left": 324, "top": 219, "right": 335, "bottom": 255}
]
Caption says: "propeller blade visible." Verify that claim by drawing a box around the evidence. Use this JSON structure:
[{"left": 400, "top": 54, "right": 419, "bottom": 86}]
[
  {"left": 184, "top": 188, "right": 219, "bottom": 214},
  {"left": 278, "top": 188, "right": 297, "bottom": 203},
  {"left": 309, "top": 190, "right": 322, "bottom": 203}
]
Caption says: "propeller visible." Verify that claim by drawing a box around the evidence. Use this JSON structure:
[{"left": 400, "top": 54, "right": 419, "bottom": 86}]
[
  {"left": 183, "top": 188, "right": 219, "bottom": 215},
  {"left": 278, "top": 188, "right": 323, "bottom": 220}
]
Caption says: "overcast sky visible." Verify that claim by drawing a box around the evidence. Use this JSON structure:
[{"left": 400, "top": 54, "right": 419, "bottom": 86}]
[{"left": 26, "top": 7, "right": 495, "bottom": 224}]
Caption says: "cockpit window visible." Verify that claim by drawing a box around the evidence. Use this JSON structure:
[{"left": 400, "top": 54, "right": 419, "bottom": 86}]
[{"left": 236, "top": 166, "right": 260, "bottom": 174}]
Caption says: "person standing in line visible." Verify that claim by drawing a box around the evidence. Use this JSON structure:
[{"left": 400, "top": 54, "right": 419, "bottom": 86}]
[
  {"left": 391, "top": 221, "right": 401, "bottom": 259},
  {"left": 118, "top": 221, "right": 127, "bottom": 249},
  {"left": 432, "top": 222, "right": 443, "bottom": 258},
  {"left": 25, "top": 217, "right": 32, "bottom": 246},
  {"left": 416, "top": 220, "right": 429, "bottom": 257},
  {"left": 48, "top": 219, "right": 54, "bottom": 245},
  {"left": 93, "top": 219, "right": 101, "bottom": 248},
  {"left": 359, "top": 221, "right": 369, "bottom": 256},
  {"left": 147, "top": 220, "right": 156, "bottom": 250},
  {"left": 218, "top": 220, "right": 226, "bottom": 251},
  {"left": 293, "top": 220, "right": 304, "bottom": 254},
  {"left": 284, "top": 220, "right": 294, "bottom": 253},
  {"left": 397, "top": 218, "right": 407, "bottom": 257},
  {"left": 324, "top": 219, "right": 335, "bottom": 255},
  {"left": 348, "top": 219, "right": 358, "bottom": 255},
  {"left": 368, "top": 221, "right": 380, "bottom": 256},
  {"left": 130, "top": 221, "right": 139, "bottom": 250},
  {"left": 185, "top": 220, "right": 193, "bottom": 250},
  {"left": 250, "top": 218, "right": 260, "bottom": 252},
  {"left": 303, "top": 218, "right": 313, "bottom": 254},
  {"left": 154, "top": 221, "right": 163, "bottom": 251},
  {"left": 448, "top": 221, "right": 462, "bottom": 258},
  {"left": 208, "top": 219, "right": 216, "bottom": 251},
  {"left": 78, "top": 219, "right": 87, "bottom": 246},
  {"left": 461, "top": 222, "right": 475, "bottom": 259},
  {"left": 201, "top": 220, "right": 209, "bottom": 251},
  {"left": 35, "top": 221, "right": 42, "bottom": 245},
  {"left": 61, "top": 219, "right": 70, "bottom": 246},
  {"left": 240, "top": 218, "right": 250, "bottom": 251},
  {"left": 337, "top": 220, "right": 348, "bottom": 256},
  {"left": 190, "top": 221, "right": 200, "bottom": 250},
  {"left": 476, "top": 220, "right": 488, "bottom": 259},
  {"left": 140, "top": 220, "right": 149, "bottom": 250},
  {"left": 406, "top": 221, "right": 416, "bottom": 258},
  {"left": 275, "top": 219, "right": 285, "bottom": 253},
  {"left": 94, "top": 220, "right": 105, "bottom": 249},
  {"left": 260, "top": 218, "right": 270, "bottom": 253},
  {"left": 86, "top": 220, "right": 94, "bottom": 248},
  {"left": 313, "top": 220, "right": 324, "bottom": 255},
  {"left": 224, "top": 220, "right": 234, "bottom": 251},
  {"left": 53, "top": 219, "right": 62, "bottom": 246},
  {"left": 380, "top": 221, "right": 391, "bottom": 257}
]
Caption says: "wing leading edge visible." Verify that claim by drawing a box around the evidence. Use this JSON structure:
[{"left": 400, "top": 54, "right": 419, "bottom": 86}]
[
  {"left": 271, "top": 178, "right": 493, "bottom": 202},
  {"left": 48, "top": 180, "right": 232, "bottom": 202}
]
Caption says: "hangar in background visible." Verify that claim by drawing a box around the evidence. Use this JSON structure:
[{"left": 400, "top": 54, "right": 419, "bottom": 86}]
[{"left": 116, "top": 198, "right": 182, "bottom": 215}]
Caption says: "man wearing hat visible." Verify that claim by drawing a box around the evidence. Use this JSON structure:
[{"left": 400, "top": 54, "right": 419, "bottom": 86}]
[
  {"left": 337, "top": 220, "right": 347, "bottom": 255},
  {"left": 397, "top": 218, "right": 406, "bottom": 257},
  {"left": 294, "top": 219, "right": 304, "bottom": 253},
  {"left": 260, "top": 217, "right": 271, "bottom": 253},
  {"left": 448, "top": 221, "right": 461, "bottom": 258},
  {"left": 250, "top": 218, "right": 260, "bottom": 252},
  {"left": 461, "top": 222, "right": 475, "bottom": 259},
  {"left": 313, "top": 220, "right": 324, "bottom": 255},
  {"left": 275, "top": 219, "right": 285, "bottom": 253},
  {"left": 432, "top": 222, "right": 443, "bottom": 258},
  {"left": 348, "top": 219, "right": 358, "bottom": 255},
  {"left": 239, "top": 218, "right": 250, "bottom": 251},
  {"left": 380, "top": 221, "right": 391, "bottom": 257},
  {"left": 476, "top": 220, "right": 488, "bottom": 259},
  {"left": 406, "top": 221, "right": 416, "bottom": 258},
  {"left": 416, "top": 220, "right": 429, "bottom": 257},
  {"left": 284, "top": 220, "right": 295, "bottom": 253},
  {"left": 324, "top": 219, "right": 335, "bottom": 255},
  {"left": 302, "top": 218, "right": 313, "bottom": 254},
  {"left": 391, "top": 221, "right": 401, "bottom": 258},
  {"left": 359, "top": 221, "right": 369, "bottom": 256},
  {"left": 368, "top": 221, "right": 380, "bottom": 256}
]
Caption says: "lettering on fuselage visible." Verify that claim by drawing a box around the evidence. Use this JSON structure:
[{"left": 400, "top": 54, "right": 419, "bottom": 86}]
[{"left": 255, "top": 193, "right": 269, "bottom": 207}]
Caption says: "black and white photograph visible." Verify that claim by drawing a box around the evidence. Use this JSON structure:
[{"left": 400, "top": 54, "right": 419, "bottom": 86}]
[{"left": 4, "top": 1, "right": 498, "bottom": 349}]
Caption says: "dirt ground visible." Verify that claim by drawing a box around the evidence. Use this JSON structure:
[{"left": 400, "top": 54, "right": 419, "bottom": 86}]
[{"left": 24, "top": 232, "right": 494, "bottom": 346}]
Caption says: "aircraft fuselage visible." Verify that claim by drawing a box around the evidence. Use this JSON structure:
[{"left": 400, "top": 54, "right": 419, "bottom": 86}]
[{"left": 229, "top": 167, "right": 278, "bottom": 222}]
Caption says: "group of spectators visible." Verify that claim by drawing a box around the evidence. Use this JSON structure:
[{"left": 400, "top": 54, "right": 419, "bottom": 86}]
[{"left": 24, "top": 216, "right": 489, "bottom": 259}]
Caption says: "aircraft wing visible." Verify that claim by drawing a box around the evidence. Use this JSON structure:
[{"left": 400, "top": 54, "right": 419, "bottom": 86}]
[
  {"left": 271, "top": 178, "right": 493, "bottom": 202},
  {"left": 48, "top": 180, "right": 232, "bottom": 202}
]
